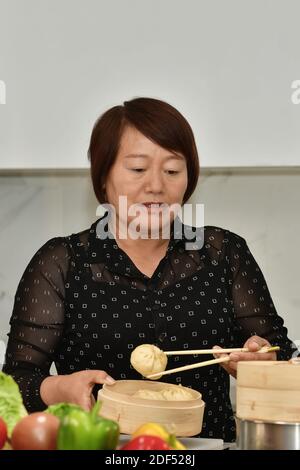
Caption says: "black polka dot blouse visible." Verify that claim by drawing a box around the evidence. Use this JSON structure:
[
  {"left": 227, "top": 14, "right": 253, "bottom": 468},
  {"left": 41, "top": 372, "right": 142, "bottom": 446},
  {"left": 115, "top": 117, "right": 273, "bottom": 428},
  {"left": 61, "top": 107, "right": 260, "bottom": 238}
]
[{"left": 3, "top": 214, "right": 296, "bottom": 442}]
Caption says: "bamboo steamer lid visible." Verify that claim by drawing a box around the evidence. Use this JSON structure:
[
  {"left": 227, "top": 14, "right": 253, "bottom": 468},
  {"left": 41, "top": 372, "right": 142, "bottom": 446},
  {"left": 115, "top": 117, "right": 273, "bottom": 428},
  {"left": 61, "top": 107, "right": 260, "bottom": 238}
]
[
  {"left": 236, "top": 360, "right": 300, "bottom": 422},
  {"left": 98, "top": 379, "right": 205, "bottom": 436}
]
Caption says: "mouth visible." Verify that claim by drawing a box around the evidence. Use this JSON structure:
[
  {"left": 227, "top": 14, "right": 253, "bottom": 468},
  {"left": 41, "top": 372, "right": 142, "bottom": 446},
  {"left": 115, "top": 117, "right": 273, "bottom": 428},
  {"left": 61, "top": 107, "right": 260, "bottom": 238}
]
[
  {"left": 140, "top": 203, "right": 166, "bottom": 211},
  {"left": 141, "top": 202, "right": 165, "bottom": 207}
]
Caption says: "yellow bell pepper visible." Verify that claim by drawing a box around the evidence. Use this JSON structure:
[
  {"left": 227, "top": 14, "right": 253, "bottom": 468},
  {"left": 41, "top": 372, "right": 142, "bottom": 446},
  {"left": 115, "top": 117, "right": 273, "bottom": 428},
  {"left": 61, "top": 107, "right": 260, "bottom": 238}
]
[{"left": 131, "top": 422, "right": 186, "bottom": 450}]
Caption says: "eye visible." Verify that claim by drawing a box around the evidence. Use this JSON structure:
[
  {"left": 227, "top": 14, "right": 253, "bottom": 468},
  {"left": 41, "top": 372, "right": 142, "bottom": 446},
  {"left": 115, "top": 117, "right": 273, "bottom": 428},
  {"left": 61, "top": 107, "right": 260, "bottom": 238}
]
[
  {"left": 166, "top": 170, "right": 179, "bottom": 175},
  {"left": 131, "top": 168, "right": 146, "bottom": 172}
]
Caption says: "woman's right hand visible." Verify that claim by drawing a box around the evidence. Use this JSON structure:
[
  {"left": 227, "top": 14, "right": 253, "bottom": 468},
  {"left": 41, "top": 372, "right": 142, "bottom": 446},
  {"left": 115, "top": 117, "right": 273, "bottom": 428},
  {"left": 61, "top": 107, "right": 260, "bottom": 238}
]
[{"left": 40, "top": 370, "right": 115, "bottom": 411}]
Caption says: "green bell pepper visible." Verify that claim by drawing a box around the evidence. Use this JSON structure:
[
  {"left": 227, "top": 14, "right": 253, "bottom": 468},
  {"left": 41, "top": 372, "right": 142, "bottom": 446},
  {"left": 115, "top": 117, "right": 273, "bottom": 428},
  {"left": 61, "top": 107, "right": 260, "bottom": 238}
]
[
  {"left": 46, "top": 402, "right": 83, "bottom": 420},
  {"left": 57, "top": 401, "right": 119, "bottom": 450}
]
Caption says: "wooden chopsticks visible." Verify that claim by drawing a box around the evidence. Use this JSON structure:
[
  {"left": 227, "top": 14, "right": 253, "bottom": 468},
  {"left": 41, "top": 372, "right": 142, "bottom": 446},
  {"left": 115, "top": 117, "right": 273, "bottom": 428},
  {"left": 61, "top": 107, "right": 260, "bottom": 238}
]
[
  {"left": 146, "top": 346, "right": 280, "bottom": 379},
  {"left": 146, "top": 356, "right": 231, "bottom": 379},
  {"left": 163, "top": 346, "right": 280, "bottom": 356}
]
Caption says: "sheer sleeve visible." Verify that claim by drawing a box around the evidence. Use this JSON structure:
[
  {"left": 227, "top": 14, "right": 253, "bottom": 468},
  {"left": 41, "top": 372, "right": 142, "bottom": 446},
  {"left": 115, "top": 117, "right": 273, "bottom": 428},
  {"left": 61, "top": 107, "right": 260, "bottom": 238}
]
[
  {"left": 226, "top": 232, "right": 297, "bottom": 360},
  {"left": 2, "top": 237, "right": 70, "bottom": 411}
]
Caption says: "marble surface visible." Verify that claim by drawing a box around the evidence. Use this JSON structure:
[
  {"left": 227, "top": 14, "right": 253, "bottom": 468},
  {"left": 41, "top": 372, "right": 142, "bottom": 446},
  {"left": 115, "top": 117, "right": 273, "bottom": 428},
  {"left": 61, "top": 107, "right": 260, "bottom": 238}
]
[{"left": 1, "top": 170, "right": 300, "bottom": 393}]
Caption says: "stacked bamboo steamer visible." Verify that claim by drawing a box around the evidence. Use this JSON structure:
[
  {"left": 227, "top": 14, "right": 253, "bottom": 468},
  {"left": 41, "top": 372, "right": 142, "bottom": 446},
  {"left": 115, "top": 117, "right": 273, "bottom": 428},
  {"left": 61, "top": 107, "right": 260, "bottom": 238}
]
[{"left": 236, "top": 360, "right": 300, "bottom": 422}]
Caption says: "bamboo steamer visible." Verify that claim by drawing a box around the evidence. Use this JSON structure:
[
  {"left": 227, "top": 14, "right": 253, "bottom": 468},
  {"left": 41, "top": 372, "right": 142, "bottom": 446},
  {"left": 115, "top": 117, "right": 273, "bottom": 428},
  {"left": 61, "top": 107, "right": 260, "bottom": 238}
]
[
  {"left": 236, "top": 361, "right": 300, "bottom": 423},
  {"left": 97, "top": 380, "right": 205, "bottom": 436}
]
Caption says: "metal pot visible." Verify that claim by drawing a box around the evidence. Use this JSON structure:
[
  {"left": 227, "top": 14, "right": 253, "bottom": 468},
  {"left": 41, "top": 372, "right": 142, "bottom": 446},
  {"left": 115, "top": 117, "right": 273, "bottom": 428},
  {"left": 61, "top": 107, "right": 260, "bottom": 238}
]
[{"left": 236, "top": 417, "right": 300, "bottom": 450}]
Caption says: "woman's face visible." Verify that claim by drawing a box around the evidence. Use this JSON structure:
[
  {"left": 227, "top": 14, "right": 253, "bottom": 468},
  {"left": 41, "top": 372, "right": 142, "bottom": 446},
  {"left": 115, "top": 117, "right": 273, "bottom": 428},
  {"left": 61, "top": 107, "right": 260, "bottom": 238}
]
[{"left": 105, "top": 126, "right": 188, "bottom": 237}]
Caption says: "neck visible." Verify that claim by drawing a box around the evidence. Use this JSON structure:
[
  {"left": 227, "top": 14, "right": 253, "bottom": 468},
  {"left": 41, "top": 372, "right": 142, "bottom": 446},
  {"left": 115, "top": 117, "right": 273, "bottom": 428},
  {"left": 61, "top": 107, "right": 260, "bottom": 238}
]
[{"left": 108, "top": 218, "right": 171, "bottom": 254}]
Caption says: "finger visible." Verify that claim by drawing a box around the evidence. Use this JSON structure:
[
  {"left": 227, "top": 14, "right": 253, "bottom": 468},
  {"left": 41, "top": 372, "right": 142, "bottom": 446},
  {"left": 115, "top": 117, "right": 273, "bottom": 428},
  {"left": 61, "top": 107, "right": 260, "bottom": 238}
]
[
  {"left": 83, "top": 381, "right": 101, "bottom": 411},
  {"left": 229, "top": 351, "right": 275, "bottom": 362},
  {"left": 89, "top": 370, "right": 116, "bottom": 385},
  {"left": 218, "top": 361, "right": 238, "bottom": 378},
  {"left": 212, "top": 346, "right": 235, "bottom": 375},
  {"left": 212, "top": 345, "right": 229, "bottom": 359},
  {"left": 90, "top": 394, "right": 96, "bottom": 406},
  {"left": 248, "top": 352, "right": 275, "bottom": 361},
  {"left": 78, "top": 395, "right": 93, "bottom": 412},
  {"left": 228, "top": 361, "right": 238, "bottom": 371},
  {"left": 221, "top": 361, "right": 237, "bottom": 372}
]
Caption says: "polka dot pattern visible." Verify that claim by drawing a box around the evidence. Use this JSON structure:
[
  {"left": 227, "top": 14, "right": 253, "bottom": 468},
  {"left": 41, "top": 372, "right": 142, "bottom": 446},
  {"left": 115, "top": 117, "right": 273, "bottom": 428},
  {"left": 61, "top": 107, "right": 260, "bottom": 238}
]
[{"left": 2, "top": 215, "right": 296, "bottom": 442}]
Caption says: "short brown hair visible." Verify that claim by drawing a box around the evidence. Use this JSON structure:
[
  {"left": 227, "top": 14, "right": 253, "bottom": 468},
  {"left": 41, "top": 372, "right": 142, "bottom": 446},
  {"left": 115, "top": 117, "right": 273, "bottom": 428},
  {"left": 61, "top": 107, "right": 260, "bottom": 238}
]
[{"left": 88, "top": 97, "right": 199, "bottom": 204}]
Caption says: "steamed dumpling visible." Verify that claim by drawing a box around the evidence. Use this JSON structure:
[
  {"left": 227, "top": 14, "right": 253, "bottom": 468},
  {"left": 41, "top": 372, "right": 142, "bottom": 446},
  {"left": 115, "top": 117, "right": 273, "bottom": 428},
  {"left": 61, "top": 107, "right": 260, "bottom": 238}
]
[
  {"left": 130, "top": 344, "right": 168, "bottom": 380},
  {"left": 160, "top": 387, "right": 194, "bottom": 401},
  {"left": 133, "top": 390, "right": 165, "bottom": 400},
  {"left": 132, "top": 385, "right": 195, "bottom": 401}
]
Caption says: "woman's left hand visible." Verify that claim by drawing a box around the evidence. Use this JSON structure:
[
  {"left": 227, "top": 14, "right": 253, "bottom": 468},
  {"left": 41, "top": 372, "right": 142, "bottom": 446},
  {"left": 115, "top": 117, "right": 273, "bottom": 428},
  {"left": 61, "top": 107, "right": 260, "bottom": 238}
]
[{"left": 213, "top": 335, "right": 277, "bottom": 378}]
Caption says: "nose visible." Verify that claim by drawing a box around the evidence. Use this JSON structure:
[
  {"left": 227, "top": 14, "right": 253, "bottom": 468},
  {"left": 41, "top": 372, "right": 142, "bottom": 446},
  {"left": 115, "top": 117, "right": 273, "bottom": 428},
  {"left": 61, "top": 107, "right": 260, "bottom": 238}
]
[{"left": 144, "top": 168, "right": 165, "bottom": 195}]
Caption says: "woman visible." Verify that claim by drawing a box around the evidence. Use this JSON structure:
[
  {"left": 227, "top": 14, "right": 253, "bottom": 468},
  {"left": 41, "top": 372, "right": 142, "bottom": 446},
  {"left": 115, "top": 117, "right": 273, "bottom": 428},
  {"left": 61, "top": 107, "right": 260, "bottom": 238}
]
[{"left": 3, "top": 97, "right": 295, "bottom": 442}]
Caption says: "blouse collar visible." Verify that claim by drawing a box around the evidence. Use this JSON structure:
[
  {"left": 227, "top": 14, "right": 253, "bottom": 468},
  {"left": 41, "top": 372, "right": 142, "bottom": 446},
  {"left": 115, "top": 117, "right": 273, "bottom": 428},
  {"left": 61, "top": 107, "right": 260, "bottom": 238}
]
[{"left": 86, "top": 211, "right": 202, "bottom": 272}]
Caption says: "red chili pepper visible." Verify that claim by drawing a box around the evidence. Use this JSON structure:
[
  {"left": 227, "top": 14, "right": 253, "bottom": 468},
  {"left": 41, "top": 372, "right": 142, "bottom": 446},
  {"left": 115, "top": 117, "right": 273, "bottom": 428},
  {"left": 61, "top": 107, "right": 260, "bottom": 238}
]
[{"left": 120, "top": 434, "right": 171, "bottom": 451}]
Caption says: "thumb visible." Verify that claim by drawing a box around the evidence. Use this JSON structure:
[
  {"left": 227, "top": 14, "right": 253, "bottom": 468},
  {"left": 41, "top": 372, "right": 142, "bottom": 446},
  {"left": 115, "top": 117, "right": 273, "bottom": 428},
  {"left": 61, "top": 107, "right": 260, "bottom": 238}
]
[{"left": 244, "top": 335, "right": 269, "bottom": 352}]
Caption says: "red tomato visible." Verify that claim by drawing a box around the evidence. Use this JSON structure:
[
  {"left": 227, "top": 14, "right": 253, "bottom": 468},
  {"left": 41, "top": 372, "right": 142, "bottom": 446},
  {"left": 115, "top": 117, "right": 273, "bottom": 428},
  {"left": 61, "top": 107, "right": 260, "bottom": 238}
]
[
  {"left": 0, "top": 417, "right": 7, "bottom": 449},
  {"left": 11, "top": 412, "right": 60, "bottom": 450},
  {"left": 120, "top": 435, "right": 171, "bottom": 450}
]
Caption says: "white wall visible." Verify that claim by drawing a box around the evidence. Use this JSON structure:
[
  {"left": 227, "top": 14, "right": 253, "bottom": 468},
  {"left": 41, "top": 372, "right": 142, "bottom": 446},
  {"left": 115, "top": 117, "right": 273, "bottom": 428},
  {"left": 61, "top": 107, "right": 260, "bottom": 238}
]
[{"left": 1, "top": 0, "right": 300, "bottom": 169}]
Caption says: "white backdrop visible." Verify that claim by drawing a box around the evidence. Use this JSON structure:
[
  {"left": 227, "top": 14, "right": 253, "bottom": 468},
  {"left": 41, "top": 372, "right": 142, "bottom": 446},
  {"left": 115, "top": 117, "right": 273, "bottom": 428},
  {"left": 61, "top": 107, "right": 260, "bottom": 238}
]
[{"left": 0, "top": 0, "right": 300, "bottom": 169}]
